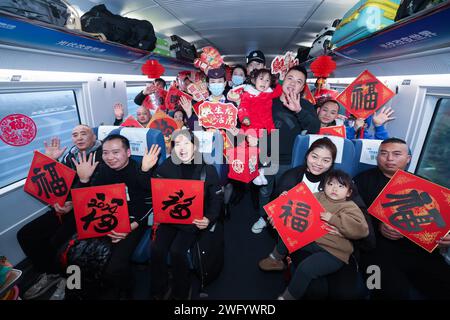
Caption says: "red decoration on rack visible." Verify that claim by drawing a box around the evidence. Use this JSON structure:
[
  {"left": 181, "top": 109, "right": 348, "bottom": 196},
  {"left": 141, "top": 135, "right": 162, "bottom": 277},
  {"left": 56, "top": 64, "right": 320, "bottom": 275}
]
[
  {"left": 310, "top": 55, "right": 336, "bottom": 78},
  {"left": 141, "top": 59, "right": 165, "bottom": 79}
]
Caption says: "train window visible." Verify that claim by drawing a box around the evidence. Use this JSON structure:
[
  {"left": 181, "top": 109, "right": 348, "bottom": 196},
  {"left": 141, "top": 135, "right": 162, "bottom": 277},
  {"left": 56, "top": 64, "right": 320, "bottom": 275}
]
[
  {"left": 126, "top": 86, "right": 144, "bottom": 118},
  {"left": 0, "top": 90, "right": 80, "bottom": 189},
  {"left": 415, "top": 98, "right": 450, "bottom": 188}
]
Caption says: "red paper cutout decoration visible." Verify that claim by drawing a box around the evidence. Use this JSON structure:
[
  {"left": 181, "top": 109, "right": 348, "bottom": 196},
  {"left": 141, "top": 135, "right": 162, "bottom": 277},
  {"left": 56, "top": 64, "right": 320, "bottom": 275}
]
[
  {"left": 271, "top": 51, "right": 299, "bottom": 80},
  {"left": 0, "top": 114, "right": 37, "bottom": 146},
  {"left": 141, "top": 59, "right": 165, "bottom": 79},
  {"left": 226, "top": 145, "right": 259, "bottom": 183},
  {"left": 24, "top": 151, "right": 76, "bottom": 206},
  {"left": 194, "top": 47, "right": 223, "bottom": 74},
  {"left": 120, "top": 115, "right": 143, "bottom": 128},
  {"left": 197, "top": 101, "right": 238, "bottom": 130},
  {"left": 368, "top": 170, "right": 450, "bottom": 252}
]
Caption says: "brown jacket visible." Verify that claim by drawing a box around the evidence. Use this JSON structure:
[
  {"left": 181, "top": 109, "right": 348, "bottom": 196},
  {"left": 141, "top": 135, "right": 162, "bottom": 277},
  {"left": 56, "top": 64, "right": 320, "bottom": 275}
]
[{"left": 314, "top": 192, "right": 369, "bottom": 264}]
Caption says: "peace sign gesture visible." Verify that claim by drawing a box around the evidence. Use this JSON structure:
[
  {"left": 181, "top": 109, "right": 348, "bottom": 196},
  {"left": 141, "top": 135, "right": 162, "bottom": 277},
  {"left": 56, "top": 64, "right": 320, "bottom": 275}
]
[
  {"left": 71, "top": 151, "right": 99, "bottom": 183},
  {"left": 141, "top": 144, "right": 161, "bottom": 172}
]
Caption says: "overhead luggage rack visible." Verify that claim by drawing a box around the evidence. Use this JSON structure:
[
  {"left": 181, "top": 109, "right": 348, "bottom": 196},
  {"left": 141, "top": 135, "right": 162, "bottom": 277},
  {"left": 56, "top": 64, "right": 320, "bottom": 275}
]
[
  {"left": 330, "top": 1, "right": 450, "bottom": 66},
  {"left": 0, "top": 10, "right": 194, "bottom": 71}
]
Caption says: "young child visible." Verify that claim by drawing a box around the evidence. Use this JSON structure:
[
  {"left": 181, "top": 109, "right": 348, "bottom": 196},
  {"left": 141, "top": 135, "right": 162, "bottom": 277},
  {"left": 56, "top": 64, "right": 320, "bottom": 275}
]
[
  {"left": 279, "top": 169, "right": 369, "bottom": 300},
  {"left": 228, "top": 68, "right": 282, "bottom": 185}
]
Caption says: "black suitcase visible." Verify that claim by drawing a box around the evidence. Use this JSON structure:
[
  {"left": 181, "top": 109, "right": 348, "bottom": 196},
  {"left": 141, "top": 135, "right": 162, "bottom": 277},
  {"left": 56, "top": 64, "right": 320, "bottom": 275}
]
[
  {"left": 0, "top": 0, "right": 71, "bottom": 27},
  {"left": 395, "top": 0, "right": 447, "bottom": 21},
  {"left": 81, "top": 4, "right": 156, "bottom": 51}
]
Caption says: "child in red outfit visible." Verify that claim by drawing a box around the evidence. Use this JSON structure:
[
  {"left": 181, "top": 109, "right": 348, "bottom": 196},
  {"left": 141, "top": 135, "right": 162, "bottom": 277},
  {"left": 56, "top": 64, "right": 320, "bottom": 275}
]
[{"left": 228, "top": 69, "right": 282, "bottom": 185}]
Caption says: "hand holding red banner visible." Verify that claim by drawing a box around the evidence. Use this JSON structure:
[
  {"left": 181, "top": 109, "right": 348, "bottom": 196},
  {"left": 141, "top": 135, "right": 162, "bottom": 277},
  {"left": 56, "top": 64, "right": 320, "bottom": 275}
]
[
  {"left": 24, "top": 151, "right": 76, "bottom": 206},
  {"left": 72, "top": 183, "right": 131, "bottom": 240},
  {"left": 368, "top": 170, "right": 450, "bottom": 252},
  {"left": 264, "top": 182, "right": 328, "bottom": 253},
  {"left": 152, "top": 178, "right": 204, "bottom": 225}
]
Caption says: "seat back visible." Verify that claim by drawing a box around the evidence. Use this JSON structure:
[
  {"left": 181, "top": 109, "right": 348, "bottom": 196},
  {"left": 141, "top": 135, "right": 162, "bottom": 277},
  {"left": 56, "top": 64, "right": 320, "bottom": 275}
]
[{"left": 291, "top": 134, "right": 356, "bottom": 176}]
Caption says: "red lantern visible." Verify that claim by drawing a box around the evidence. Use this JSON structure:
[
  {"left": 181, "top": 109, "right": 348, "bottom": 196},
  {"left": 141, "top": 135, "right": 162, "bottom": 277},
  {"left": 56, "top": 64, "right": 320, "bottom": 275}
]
[
  {"left": 142, "top": 59, "right": 165, "bottom": 79},
  {"left": 310, "top": 55, "right": 336, "bottom": 79}
]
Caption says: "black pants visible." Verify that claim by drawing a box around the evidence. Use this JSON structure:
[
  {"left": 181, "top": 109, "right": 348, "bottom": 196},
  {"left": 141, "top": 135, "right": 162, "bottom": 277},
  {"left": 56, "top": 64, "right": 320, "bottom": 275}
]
[
  {"left": 360, "top": 236, "right": 450, "bottom": 299},
  {"left": 17, "top": 210, "right": 76, "bottom": 274},
  {"left": 150, "top": 224, "right": 198, "bottom": 299}
]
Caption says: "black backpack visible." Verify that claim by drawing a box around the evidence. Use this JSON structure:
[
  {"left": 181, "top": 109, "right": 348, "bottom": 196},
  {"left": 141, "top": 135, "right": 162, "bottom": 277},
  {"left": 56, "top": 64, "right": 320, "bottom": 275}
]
[
  {"left": 0, "top": 0, "right": 71, "bottom": 27},
  {"left": 80, "top": 4, "right": 156, "bottom": 51}
]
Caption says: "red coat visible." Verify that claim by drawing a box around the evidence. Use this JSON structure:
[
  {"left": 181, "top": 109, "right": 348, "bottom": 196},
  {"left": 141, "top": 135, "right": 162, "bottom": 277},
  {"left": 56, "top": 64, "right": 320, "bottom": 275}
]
[{"left": 238, "top": 84, "right": 282, "bottom": 137}]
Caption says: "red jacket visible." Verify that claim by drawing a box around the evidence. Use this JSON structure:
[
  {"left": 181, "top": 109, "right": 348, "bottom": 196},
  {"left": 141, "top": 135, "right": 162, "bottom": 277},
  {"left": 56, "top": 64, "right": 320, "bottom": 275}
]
[{"left": 238, "top": 84, "right": 282, "bottom": 137}]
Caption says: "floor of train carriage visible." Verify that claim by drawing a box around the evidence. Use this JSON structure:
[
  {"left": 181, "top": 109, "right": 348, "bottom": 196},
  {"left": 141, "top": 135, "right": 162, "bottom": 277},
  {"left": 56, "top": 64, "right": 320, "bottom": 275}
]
[{"left": 16, "top": 187, "right": 286, "bottom": 300}]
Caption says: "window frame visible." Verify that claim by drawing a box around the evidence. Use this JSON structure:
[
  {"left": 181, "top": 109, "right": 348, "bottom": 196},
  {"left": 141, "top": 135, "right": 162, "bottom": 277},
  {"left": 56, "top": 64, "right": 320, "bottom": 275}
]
[
  {"left": 414, "top": 97, "right": 449, "bottom": 186},
  {"left": 0, "top": 85, "right": 82, "bottom": 195}
]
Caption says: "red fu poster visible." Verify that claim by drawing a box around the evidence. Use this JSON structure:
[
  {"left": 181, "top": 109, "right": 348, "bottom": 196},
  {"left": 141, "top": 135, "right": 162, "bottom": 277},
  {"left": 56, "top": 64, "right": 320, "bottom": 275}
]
[
  {"left": 151, "top": 178, "right": 204, "bottom": 225},
  {"left": 72, "top": 184, "right": 131, "bottom": 239},
  {"left": 336, "top": 70, "right": 395, "bottom": 119},
  {"left": 369, "top": 170, "right": 450, "bottom": 252},
  {"left": 24, "top": 151, "right": 76, "bottom": 206},
  {"left": 264, "top": 182, "right": 328, "bottom": 253},
  {"left": 319, "top": 125, "right": 346, "bottom": 138}
]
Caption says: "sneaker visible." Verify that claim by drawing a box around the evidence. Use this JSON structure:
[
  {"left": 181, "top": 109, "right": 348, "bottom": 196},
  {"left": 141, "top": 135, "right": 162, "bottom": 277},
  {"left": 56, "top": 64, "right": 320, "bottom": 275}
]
[
  {"left": 253, "top": 175, "right": 263, "bottom": 186},
  {"left": 258, "top": 256, "right": 286, "bottom": 271},
  {"left": 49, "top": 278, "right": 66, "bottom": 300},
  {"left": 259, "top": 173, "right": 268, "bottom": 185},
  {"left": 251, "top": 217, "right": 267, "bottom": 234},
  {"left": 23, "top": 273, "right": 62, "bottom": 300}
]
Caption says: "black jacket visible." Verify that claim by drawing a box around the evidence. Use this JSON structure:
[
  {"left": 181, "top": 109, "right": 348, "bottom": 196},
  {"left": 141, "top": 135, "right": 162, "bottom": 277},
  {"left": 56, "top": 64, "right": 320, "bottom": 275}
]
[
  {"left": 154, "top": 159, "right": 223, "bottom": 232},
  {"left": 78, "top": 159, "right": 153, "bottom": 224},
  {"left": 271, "top": 97, "right": 321, "bottom": 165}
]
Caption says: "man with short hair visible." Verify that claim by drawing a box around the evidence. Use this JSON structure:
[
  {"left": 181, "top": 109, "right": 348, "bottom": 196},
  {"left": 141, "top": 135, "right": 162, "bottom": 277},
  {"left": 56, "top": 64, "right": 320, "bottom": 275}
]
[
  {"left": 70, "top": 134, "right": 161, "bottom": 299},
  {"left": 355, "top": 137, "right": 450, "bottom": 299},
  {"left": 17, "top": 124, "right": 102, "bottom": 300},
  {"left": 113, "top": 104, "right": 152, "bottom": 127},
  {"left": 133, "top": 78, "right": 167, "bottom": 111}
]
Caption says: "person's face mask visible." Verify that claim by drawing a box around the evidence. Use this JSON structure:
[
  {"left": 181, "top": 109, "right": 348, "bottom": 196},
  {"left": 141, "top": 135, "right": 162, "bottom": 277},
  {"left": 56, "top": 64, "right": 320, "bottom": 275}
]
[
  {"left": 232, "top": 75, "right": 244, "bottom": 86},
  {"left": 208, "top": 83, "right": 225, "bottom": 96}
]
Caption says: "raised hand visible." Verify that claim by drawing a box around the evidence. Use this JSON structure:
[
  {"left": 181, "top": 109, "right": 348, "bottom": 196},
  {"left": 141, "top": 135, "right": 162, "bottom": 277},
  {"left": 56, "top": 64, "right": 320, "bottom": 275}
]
[
  {"left": 44, "top": 137, "right": 67, "bottom": 160},
  {"left": 71, "top": 151, "right": 99, "bottom": 183},
  {"left": 372, "top": 107, "right": 395, "bottom": 127},
  {"left": 282, "top": 89, "right": 301, "bottom": 113},
  {"left": 354, "top": 118, "right": 365, "bottom": 129},
  {"left": 179, "top": 96, "right": 193, "bottom": 117},
  {"left": 113, "top": 103, "right": 124, "bottom": 120},
  {"left": 141, "top": 144, "right": 161, "bottom": 172},
  {"left": 143, "top": 83, "right": 157, "bottom": 95}
]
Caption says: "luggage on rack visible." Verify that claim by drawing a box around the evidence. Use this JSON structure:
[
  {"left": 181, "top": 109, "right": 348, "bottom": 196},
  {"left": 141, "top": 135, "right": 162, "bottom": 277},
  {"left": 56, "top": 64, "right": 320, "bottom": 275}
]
[
  {"left": 395, "top": 0, "right": 447, "bottom": 21},
  {"left": 331, "top": 0, "right": 401, "bottom": 48},
  {"left": 80, "top": 4, "right": 156, "bottom": 51},
  {"left": 0, "top": 0, "right": 74, "bottom": 27}
]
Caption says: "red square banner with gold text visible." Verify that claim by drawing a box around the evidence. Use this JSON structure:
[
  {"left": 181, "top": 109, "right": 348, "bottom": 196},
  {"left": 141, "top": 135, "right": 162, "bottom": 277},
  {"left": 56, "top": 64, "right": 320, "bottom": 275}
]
[
  {"left": 152, "top": 178, "right": 204, "bottom": 225},
  {"left": 336, "top": 70, "right": 395, "bottom": 119},
  {"left": 368, "top": 170, "right": 450, "bottom": 252},
  {"left": 72, "top": 184, "right": 131, "bottom": 240},
  {"left": 319, "top": 125, "right": 346, "bottom": 138},
  {"left": 264, "top": 182, "right": 328, "bottom": 253},
  {"left": 24, "top": 151, "right": 76, "bottom": 206}
]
